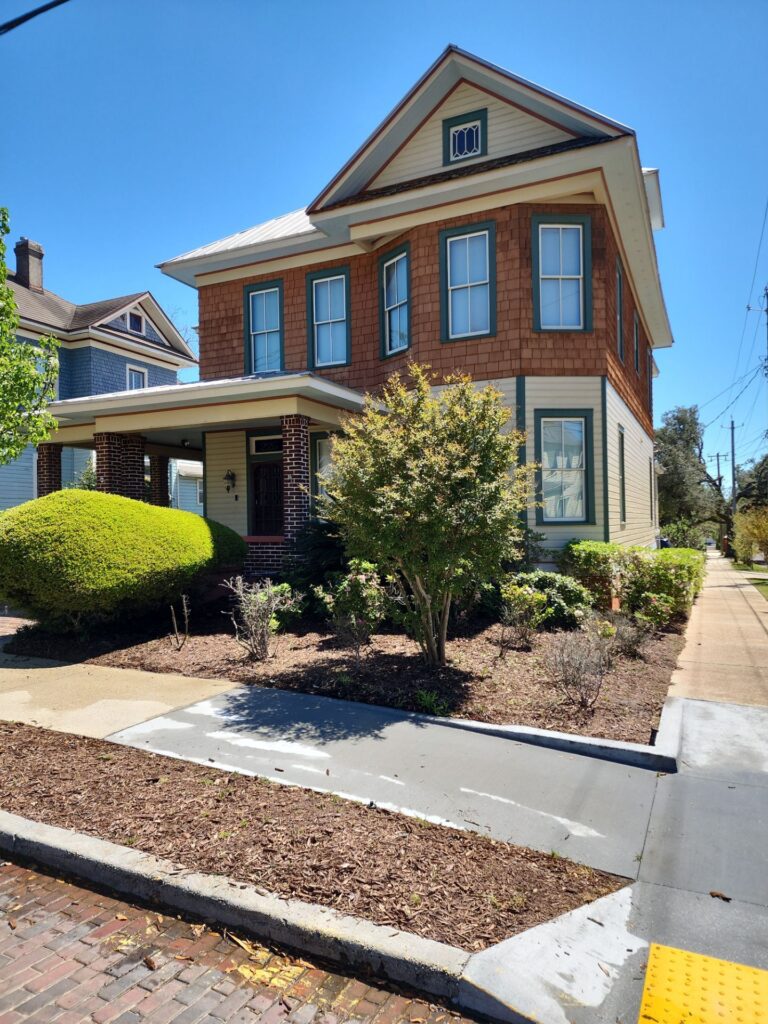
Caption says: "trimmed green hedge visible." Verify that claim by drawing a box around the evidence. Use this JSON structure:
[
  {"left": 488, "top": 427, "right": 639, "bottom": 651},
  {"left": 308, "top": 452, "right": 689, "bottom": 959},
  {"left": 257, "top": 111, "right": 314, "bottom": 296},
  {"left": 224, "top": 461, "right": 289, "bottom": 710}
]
[
  {"left": 560, "top": 540, "right": 706, "bottom": 617},
  {"left": 0, "top": 489, "right": 246, "bottom": 625}
]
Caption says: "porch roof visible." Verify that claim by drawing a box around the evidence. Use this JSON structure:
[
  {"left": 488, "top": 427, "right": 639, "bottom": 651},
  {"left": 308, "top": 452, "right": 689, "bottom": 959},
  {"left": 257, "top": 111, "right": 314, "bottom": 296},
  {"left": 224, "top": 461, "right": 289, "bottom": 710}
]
[{"left": 48, "top": 372, "right": 368, "bottom": 456}]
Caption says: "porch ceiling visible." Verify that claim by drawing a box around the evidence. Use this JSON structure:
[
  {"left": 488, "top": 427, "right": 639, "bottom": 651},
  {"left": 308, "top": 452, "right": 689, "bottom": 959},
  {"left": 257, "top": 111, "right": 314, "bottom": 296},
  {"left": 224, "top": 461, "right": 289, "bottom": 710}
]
[{"left": 48, "top": 373, "right": 367, "bottom": 451}]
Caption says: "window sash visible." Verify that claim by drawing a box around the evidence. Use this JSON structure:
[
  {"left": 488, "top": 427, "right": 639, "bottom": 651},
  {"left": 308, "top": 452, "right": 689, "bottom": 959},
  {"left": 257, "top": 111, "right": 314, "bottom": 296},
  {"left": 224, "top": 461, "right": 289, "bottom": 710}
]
[
  {"left": 127, "top": 368, "right": 146, "bottom": 390},
  {"left": 312, "top": 275, "right": 347, "bottom": 366},
  {"left": 540, "top": 417, "right": 586, "bottom": 522},
  {"left": 447, "top": 230, "right": 490, "bottom": 339},
  {"left": 249, "top": 287, "right": 282, "bottom": 373},
  {"left": 619, "top": 428, "right": 626, "bottom": 523},
  {"left": 383, "top": 252, "right": 408, "bottom": 354},
  {"left": 538, "top": 225, "right": 584, "bottom": 329},
  {"left": 450, "top": 120, "right": 482, "bottom": 161}
]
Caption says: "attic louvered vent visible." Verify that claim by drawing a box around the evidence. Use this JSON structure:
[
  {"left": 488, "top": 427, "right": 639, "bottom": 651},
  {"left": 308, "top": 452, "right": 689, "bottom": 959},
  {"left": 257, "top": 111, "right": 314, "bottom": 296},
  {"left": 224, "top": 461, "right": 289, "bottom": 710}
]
[{"left": 443, "top": 109, "right": 488, "bottom": 166}]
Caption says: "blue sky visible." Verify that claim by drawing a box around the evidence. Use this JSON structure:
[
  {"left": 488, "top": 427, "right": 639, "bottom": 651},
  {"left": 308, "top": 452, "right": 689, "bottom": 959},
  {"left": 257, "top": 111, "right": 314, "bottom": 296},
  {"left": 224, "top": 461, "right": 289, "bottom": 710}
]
[{"left": 3, "top": 0, "right": 767, "bottom": 472}]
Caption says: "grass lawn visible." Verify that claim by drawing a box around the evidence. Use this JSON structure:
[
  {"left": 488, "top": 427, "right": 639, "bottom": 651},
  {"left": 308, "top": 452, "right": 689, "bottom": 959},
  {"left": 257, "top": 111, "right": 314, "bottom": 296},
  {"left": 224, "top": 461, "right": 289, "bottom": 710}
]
[
  {"left": 749, "top": 578, "right": 768, "bottom": 602},
  {"left": 0, "top": 722, "right": 623, "bottom": 951},
  {"left": 8, "top": 605, "right": 685, "bottom": 746},
  {"left": 733, "top": 562, "right": 768, "bottom": 574}
]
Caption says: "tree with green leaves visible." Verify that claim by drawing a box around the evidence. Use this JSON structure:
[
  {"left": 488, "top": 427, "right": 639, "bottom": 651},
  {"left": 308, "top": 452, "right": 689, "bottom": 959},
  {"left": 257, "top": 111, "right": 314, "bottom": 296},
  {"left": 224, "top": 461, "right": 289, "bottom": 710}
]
[
  {"left": 654, "top": 406, "right": 717, "bottom": 526},
  {"left": 0, "top": 208, "right": 59, "bottom": 466},
  {"left": 318, "top": 364, "right": 533, "bottom": 667}
]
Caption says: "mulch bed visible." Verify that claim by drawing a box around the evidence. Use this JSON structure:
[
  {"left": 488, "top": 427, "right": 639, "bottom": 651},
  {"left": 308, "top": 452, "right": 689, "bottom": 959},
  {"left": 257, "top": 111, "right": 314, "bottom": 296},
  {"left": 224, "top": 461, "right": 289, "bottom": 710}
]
[
  {"left": 8, "top": 607, "right": 686, "bottom": 744},
  {"left": 0, "top": 722, "right": 623, "bottom": 951}
]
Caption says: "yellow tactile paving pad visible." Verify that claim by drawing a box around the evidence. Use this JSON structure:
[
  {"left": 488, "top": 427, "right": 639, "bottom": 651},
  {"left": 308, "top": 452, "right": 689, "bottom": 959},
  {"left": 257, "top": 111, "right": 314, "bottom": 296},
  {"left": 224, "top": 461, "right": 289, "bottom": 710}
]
[{"left": 638, "top": 943, "right": 768, "bottom": 1023}]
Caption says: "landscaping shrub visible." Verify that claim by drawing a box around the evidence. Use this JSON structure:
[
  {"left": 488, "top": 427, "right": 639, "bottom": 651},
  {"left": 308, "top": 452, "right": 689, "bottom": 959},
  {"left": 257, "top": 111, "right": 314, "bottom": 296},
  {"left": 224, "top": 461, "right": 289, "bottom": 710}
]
[
  {"left": 734, "top": 508, "right": 768, "bottom": 565},
  {"left": 544, "top": 629, "right": 611, "bottom": 711},
  {"left": 511, "top": 570, "right": 592, "bottom": 630},
  {"left": 559, "top": 541, "right": 623, "bottom": 610},
  {"left": 634, "top": 592, "right": 676, "bottom": 632},
  {"left": 0, "top": 490, "right": 246, "bottom": 628},
  {"left": 222, "top": 576, "right": 299, "bottom": 661},
  {"left": 284, "top": 517, "right": 347, "bottom": 604},
  {"left": 661, "top": 519, "right": 707, "bottom": 551},
  {"left": 621, "top": 548, "right": 705, "bottom": 617},
  {"left": 605, "top": 613, "right": 650, "bottom": 659},
  {"left": 314, "top": 560, "right": 388, "bottom": 668},
  {"left": 497, "top": 580, "right": 550, "bottom": 654}
]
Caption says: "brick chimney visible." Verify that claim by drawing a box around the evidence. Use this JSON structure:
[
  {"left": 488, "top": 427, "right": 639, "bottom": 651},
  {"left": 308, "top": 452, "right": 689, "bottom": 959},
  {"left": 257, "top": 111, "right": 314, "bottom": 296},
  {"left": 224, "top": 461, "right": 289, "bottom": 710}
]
[{"left": 14, "top": 237, "right": 44, "bottom": 292}]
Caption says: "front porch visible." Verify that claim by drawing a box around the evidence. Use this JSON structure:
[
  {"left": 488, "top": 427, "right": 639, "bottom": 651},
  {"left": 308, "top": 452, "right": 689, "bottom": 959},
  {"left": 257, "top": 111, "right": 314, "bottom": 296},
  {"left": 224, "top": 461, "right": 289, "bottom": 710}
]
[{"left": 42, "top": 373, "right": 366, "bottom": 574}]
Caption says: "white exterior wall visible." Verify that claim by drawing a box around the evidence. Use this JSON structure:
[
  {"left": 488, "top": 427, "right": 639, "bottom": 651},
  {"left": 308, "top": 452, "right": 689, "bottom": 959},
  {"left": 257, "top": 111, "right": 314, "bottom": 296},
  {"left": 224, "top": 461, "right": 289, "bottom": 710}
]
[
  {"left": 605, "top": 380, "right": 657, "bottom": 547},
  {"left": 523, "top": 376, "right": 605, "bottom": 554},
  {"left": 204, "top": 431, "right": 247, "bottom": 534},
  {"left": 371, "top": 82, "right": 571, "bottom": 190}
]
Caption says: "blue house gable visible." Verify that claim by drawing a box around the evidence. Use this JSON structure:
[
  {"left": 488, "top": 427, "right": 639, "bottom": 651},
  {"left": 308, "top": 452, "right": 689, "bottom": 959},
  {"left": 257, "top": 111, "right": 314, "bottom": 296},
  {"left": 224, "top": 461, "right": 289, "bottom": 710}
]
[{"left": 0, "top": 236, "right": 197, "bottom": 512}]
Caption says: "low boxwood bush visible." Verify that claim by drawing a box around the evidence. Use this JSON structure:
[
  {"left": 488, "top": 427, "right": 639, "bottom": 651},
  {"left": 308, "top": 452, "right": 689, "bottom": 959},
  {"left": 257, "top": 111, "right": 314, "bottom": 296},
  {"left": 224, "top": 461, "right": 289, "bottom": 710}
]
[
  {"left": 0, "top": 489, "right": 246, "bottom": 627},
  {"left": 511, "top": 570, "right": 592, "bottom": 629},
  {"left": 559, "top": 541, "right": 624, "bottom": 609}
]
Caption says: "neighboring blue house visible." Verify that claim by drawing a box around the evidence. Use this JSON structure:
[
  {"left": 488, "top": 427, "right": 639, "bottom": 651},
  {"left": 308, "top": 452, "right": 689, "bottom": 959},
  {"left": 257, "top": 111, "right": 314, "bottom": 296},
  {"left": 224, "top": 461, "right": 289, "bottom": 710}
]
[
  {"left": 169, "top": 460, "right": 205, "bottom": 515},
  {"left": 2, "top": 237, "right": 198, "bottom": 511}
]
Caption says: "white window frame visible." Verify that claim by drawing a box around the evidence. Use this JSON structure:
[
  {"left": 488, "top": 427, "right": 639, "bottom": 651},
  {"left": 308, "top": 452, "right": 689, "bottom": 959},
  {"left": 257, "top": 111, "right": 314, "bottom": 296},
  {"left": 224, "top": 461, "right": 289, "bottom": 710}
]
[
  {"left": 382, "top": 251, "right": 408, "bottom": 355},
  {"left": 447, "top": 229, "right": 490, "bottom": 340},
  {"left": 312, "top": 274, "right": 347, "bottom": 367},
  {"left": 249, "top": 286, "right": 282, "bottom": 372},
  {"left": 126, "top": 365, "right": 147, "bottom": 390},
  {"left": 538, "top": 224, "right": 584, "bottom": 330},
  {"left": 449, "top": 119, "right": 482, "bottom": 162},
  {"left": 127, "top": 311, "right": 144, "bottom": 335},
  {"left": 196, "top": 479, "right": 204, "bottom": 505},
  {"left": 540, "top": 416, "right": 587, "bottom": 524}
]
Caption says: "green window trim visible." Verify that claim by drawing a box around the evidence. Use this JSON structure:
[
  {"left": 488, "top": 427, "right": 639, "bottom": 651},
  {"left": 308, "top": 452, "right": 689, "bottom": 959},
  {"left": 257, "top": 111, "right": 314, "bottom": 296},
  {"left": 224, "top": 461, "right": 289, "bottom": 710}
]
[
  {"left": 618, "top": 426, "right": 626, "bottom": 525},
  {"left": 531, "top": 214, "right": 593, "bottom": 332},
  {"left": 616, "top": 260, "right": 624, "bottom": 362},
  {"left": 243, "top": 280, "right": 284, "bottom": 375},
  {"left": 306, "top": 265, "right": 351, "bottom": 369},
  {"left": 438, "top": 220, "right": 497, "bottom": 343},
  {"left": 378, "top": 242, "right": 411, "bottom": 359},
  {"left": 533, "top": 407, "right": 596, "bottom": 526},
  {"left": 442, "top": 108, "right": 488, "bottom": 166}
]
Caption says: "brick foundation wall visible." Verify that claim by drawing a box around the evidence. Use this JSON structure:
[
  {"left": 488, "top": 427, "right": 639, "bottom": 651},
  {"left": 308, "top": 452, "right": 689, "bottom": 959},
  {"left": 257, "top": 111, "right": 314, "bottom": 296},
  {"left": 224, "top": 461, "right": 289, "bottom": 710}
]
[
  {"left": 244, "top": 541, "right": 286, "bottom": 577},
  {"left": 36, "top": 443, "right": 63, "bottom": 497},
  {"left": 197, "top": 202, "right": 655, "bottom": 436}
]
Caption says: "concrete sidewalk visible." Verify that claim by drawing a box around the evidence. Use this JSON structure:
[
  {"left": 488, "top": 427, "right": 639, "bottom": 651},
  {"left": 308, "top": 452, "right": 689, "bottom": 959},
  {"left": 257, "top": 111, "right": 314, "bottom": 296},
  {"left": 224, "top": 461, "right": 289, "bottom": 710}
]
[{"left": 668, "top": 552, "right": 768, "bottom": 706}]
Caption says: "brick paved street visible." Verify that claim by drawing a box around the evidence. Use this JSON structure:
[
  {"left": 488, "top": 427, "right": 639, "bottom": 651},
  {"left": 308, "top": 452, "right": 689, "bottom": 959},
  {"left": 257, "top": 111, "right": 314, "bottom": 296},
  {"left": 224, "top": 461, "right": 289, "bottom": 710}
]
[{"left": 0, "top": 861, "right": 470, "bottom": 1024}]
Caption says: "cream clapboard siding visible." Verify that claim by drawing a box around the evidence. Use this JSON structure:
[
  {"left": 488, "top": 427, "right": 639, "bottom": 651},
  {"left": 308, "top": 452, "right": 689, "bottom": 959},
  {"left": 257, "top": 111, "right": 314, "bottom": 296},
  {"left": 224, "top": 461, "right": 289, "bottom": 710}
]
[
  {"left": 204, "top": 430, "right": 247, "bottom": 535},
  {"left": 524, "top": 376, "right": 605, "bottom": 553},
  {"left": 605, "top": 381, "right": 656, "bottom": 547},
  {"left": 370, "top": 82, "right": 572, "bottom": 190}
]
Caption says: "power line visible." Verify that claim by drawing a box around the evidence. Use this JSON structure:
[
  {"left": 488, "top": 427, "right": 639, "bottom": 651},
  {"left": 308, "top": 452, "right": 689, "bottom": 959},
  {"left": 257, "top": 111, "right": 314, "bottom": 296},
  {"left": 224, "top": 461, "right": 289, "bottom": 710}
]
[
  {"left": 698, "top": 361, "right": 764, "bottom": 411},
  {"left": 0, "top": 0, "right": 72, "bottom": 37},
  {"left": 725, "top": 196, "right": 768, "bottom": 398},
  {"left": 704, "top": 364, "right": 764, "bottom": 429}
]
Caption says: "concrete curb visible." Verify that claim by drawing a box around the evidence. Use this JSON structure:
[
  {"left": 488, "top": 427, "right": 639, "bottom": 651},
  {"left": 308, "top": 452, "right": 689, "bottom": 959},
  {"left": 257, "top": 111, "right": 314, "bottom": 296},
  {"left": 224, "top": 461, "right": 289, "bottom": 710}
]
[{"left": 0, "top": 810, "right": 469, "bottom": 1003}]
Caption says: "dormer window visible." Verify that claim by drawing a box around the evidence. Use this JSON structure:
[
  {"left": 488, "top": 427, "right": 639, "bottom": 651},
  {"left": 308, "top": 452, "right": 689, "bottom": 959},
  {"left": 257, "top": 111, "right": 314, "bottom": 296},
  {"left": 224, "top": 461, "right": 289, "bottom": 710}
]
[
  {"left": 128, "top": 311, "right": 144, "bottom": 334},
  {"left": 442, "top": 109, "right": 488, "bottom": 166}
]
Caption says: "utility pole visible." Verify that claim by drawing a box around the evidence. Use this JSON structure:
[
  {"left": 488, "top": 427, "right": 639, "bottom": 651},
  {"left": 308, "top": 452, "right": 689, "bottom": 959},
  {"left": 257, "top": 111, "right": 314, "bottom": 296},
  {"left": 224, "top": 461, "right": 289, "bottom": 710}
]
[
  {"left": 716, "top": 452, "right": 722, "bottom": 488},
  {"left": 731, "top": 418, "right": 737, "bottom": 516}
]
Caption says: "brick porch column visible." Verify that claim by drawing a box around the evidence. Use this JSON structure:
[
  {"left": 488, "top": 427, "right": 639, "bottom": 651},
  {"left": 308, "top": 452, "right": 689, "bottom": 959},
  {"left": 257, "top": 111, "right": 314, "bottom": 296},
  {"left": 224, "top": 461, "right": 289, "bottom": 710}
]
[
  {"left": 94, "top": 432, "right": 146, "bottom": 499},
  {"left": 36, "top": 442, "right": 62, "bottom": 497},
  {"left": 122, "top": 435, "right": 146, "bottom": 501},
  {"left": 281, "top": 414, "right": 311, "bottom": 544},
  {"left": 148, "top": 455, "right": 170, "bottom": 507}
]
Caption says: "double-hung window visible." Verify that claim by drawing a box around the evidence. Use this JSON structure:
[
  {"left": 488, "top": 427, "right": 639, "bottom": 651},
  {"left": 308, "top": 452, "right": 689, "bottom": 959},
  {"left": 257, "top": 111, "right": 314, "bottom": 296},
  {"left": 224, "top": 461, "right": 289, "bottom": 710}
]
[
  {"left": 381, "top": 247, "right": 409, "bottom": 356},
  {"left": 616, "top": 261, "right": 624, "bottom": 361},
  {"left": 633, "top": 312, "right": 640, "bottom": 373},
  {"left": 619, "top": 427, "right": 627, "bottom": 524},
  {"left": 126, "top": 366, "right": 147, "bottom": 390},
  {"left": 307, "top": 268, "right": 350, "bottom": 367},
  {"left": 532, "top": 215, "right": 592, "bottom": 331},
  {"left": 536, "top": 412, "right": 593, "bottom": 524},
  {"left": 246, "top": 282, "right": 282, "bottom": 373},
  {"left": 440, "top": 223, "right": 496, "bottom": 340}
]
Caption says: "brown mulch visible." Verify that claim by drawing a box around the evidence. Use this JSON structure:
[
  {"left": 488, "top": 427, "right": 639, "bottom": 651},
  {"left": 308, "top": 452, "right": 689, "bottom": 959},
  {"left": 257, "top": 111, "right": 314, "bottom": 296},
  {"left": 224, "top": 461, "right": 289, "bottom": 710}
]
[
  {"left": 8, "top": 609, "right": 686, "bottom": 744},
  {"left": 0, "top": 722, "right": 623, "bottom": 951}
]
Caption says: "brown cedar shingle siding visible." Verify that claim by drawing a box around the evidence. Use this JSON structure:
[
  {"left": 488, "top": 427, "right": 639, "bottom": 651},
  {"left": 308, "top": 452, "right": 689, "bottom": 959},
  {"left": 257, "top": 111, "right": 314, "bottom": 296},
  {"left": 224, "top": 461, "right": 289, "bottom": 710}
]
[{"left": 198, "top": 202, "right": 653, "bottom": 436}]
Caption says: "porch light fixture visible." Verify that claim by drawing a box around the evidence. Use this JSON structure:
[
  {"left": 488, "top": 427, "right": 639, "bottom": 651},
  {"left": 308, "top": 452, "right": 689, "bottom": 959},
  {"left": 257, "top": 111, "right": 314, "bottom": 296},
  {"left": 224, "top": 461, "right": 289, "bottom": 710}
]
[{"left": 223, "top": 469, "right": 236, "bottom": 492}]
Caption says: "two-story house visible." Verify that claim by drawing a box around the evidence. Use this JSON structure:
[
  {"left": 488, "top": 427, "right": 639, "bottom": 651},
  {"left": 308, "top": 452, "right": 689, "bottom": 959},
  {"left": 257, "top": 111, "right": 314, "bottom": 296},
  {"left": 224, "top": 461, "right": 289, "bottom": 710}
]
[
  {"left": 2, "top": 237, "right": 196, "bottom": 511},
  {"left": 42, "top": 47, "right": 671, "bottom": 572}
]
